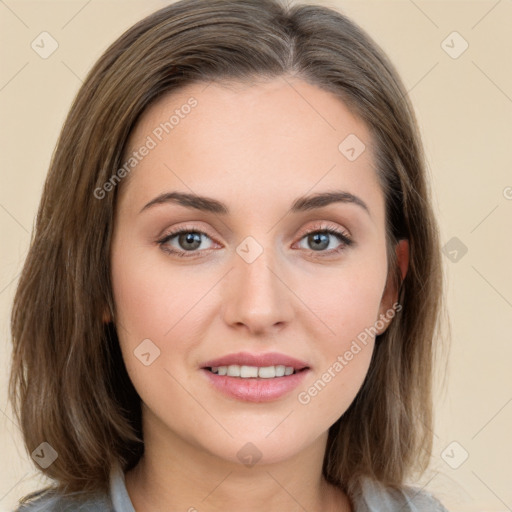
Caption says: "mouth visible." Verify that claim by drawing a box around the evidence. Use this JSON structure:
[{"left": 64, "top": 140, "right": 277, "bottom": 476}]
[
  {"left": 199, "top": 351, "right": 311, "bottom": 402},
  {"left": 200, "top": 364, "right": 310, "bottom": 403}
]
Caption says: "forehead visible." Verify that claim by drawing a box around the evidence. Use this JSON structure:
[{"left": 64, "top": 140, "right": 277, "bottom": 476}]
[{"left": 117, "top": 77, "right": 382, "bottom": 216}]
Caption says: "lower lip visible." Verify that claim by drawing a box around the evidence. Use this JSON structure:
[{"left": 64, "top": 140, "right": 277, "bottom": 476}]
[{"left": 201, "top": 368, "right": 310, "bottom": 402}]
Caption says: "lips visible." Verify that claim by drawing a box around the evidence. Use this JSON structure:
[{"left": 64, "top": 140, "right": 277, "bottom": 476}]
[
  {"left": 200, "top": 351, "right": 310, "bottom": 371},
  {"left": 199, "top": 351, "right": 311, "bottom": 402}
]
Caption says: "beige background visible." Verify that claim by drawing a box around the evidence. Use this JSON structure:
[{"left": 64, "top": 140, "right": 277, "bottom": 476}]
[{"left": 1, "top": 1, "right": 511, "bottom": 510}]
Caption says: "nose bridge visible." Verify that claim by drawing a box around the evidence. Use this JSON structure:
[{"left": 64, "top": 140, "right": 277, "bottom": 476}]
[{"left": 223, "top": 235, "right": 293, "bottom": 332}]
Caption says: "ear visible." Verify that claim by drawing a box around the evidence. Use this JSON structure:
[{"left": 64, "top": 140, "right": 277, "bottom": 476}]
[
  {"left": 396, "top": 238, "right": 409, "bottom": 283},
  {"left": 375, "top": 239, "right": 409, "bottom": 335}
]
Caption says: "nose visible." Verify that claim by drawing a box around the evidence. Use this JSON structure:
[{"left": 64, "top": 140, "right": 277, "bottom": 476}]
[{"left": 222, "top": 244, "right": 295, "bottom": 335}]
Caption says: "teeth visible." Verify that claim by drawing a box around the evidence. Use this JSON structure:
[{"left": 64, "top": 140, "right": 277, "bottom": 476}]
[
  {"left": 275, "top": 365, "right": 285, "bottom": 377},
  {"left": 209, "top": 364, "right": 299, "bottom": 378},
  {"left": 241, "top": 365, "right": 259, "bottom": 378},
  {"left": 226, "top": 365, "right": 240, "bottom": 377},
  {"left": 258, "top": 366, "right": 276, "bottom": 378}
]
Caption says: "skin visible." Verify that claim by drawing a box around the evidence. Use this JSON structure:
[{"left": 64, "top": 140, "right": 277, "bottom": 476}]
[{"left": 110, "top": 76, "right": 409, "bottom": 512}]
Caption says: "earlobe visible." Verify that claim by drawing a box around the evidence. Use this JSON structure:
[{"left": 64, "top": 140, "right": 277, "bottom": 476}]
[{"left": 102, "top": 308, "right": 112, "bottom": 324}]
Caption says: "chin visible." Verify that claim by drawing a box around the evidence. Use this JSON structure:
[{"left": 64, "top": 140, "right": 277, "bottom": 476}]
[{"left": 203, "top": 428, "right": 321, "bottom": 468}]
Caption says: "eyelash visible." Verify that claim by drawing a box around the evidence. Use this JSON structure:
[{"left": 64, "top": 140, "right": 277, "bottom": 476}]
[{"left": 156, "top": 223, "right": 354, "bottom": 259}]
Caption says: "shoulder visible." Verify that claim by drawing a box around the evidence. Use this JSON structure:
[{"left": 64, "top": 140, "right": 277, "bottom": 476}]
[
  {"left": 353, "top": 477, "right": 449, "bottom": 512},
  {"left": 401, "top": 484, "right": 449, "bottom": 511},
  {"left": 13, "top": 487, "right": 112, "bottom": 512}
]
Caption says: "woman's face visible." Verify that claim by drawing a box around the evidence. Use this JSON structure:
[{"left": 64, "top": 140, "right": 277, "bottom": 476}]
[{"left": 110, "top": 77, "right": 399, "bottom": 465}]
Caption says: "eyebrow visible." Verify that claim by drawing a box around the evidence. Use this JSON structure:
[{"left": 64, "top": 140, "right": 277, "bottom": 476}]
[{"left": 140, "top": 190, "right": 370, "bottom": 216}]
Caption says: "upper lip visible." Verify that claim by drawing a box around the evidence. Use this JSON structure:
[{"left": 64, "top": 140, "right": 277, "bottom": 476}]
[{"left": 201, "top": 351, "right": 310, "bottom": 370}]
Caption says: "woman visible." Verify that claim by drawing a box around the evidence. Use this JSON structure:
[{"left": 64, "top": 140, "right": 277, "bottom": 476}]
[{"left": 10, "top": 0, "right": 447, "bottom": 510}]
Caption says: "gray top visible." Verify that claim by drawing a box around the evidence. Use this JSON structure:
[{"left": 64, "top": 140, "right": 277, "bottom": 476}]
[{"left": 15, "top": 464, "right": 449, "bottom": 511}]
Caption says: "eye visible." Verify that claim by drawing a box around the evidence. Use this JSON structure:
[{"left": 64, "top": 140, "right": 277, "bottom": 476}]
[
  {"left": 295, "top": 223, "right": 353, "bottom": 256},
  {"left": 157, "top": 226, "right": 217, "bottom": 258},
  {"left": 157, "top": 223, "right": 353, "bottom": 258}
]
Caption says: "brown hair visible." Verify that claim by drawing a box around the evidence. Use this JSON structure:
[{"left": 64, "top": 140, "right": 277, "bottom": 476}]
[{"left": 9, "top": 0, "right": 444, "bottom": 504}]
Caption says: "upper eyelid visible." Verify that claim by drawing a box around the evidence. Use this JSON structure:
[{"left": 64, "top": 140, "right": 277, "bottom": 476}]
[{"left": 158, "top": 224, "right": 218, "bottom": 243}]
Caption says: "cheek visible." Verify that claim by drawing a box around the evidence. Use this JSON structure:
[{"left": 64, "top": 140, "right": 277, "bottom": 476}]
[
  {"left": 306, "top": 274, "right": 383, "bottom": 338},
  {"left": 111, "top": 245, "right": 208, "bottom": 341},
  {"left": 303, "top": 249, "right": 388, "bottom": 344},
  {"left": 293, "top": 253, "right": 387, "bottom": 420},
  {"left": 110, "top": 245, "right": 221, "bottom": 399},
  {"left": 110, "top": 248, "right": 205, "bottom": 416},
  {"left": 110, "top": 246, "right": 175, "bottom": 373}
]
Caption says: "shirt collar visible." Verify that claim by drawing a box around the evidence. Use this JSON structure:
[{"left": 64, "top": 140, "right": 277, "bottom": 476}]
[{"left": 109, "top": 463, "right": 137, "bottom": 512}]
